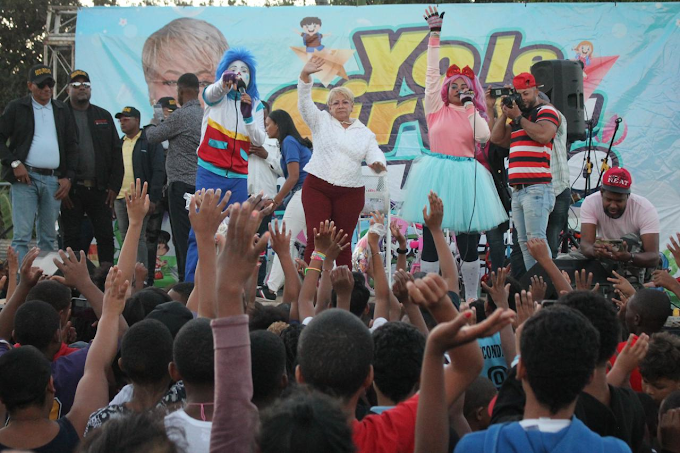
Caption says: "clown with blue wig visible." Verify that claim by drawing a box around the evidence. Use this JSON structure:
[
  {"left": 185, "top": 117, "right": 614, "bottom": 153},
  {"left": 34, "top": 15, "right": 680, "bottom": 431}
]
[{"left": 185, "top": 47, "right": 267, "bottom": 281}]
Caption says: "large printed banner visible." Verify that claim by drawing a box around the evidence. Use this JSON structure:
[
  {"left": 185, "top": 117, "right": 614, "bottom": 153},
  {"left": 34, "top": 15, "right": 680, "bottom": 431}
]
[{"left": 76, "top": 3, "right": 680, "bottom": 269}]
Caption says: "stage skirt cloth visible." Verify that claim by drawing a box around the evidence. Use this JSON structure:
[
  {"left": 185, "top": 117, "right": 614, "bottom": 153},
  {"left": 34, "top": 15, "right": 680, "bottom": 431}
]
[{"left": 400, "top": 153, "right": 508, "bottom": 233}]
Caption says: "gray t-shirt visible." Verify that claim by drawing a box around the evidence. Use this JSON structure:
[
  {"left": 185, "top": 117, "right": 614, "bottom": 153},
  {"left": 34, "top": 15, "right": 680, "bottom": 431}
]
[{"left": 73, "top": 109, "right": 96, "bottom": 181}]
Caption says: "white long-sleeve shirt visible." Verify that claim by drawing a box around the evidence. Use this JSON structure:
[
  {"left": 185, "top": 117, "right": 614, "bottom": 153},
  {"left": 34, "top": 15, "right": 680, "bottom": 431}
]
[
  {"left": 247, "top": 137, "right": 283, "bottom": 197},
  {"left": 297, "top": 78, "right": 386, "bottom": 188}
]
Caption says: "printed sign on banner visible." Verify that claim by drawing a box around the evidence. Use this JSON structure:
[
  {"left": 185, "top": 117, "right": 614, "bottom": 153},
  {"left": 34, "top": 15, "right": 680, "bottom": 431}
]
[{"left": 75, "top": 3, "right": 680, "bottom": 271}]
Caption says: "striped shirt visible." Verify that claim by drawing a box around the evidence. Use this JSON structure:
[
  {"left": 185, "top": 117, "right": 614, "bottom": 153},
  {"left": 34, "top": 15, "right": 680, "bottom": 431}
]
[{"left": 508, "top": 105, "right": 559, "bottom": 185}]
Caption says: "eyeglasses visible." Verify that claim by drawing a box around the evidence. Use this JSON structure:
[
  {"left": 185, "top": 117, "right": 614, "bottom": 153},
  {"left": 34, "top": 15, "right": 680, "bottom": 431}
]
[
  {"left": 70, "top": 82, "right": 91, "bottom": 88},
  {"left": 152, "top": 80, "right": 211, "bottom": 88},
  {"left": 36, "top": 80, "right": 55, "bottom": 89}
]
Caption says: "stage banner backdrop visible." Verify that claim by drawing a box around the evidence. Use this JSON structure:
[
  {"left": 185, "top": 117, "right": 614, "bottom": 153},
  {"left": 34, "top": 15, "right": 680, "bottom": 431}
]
[{"left": 76, "top": 3, "right": 680, "bottom": 271}]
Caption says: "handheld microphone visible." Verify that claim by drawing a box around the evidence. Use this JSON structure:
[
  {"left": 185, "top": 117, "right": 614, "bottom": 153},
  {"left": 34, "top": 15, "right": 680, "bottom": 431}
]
[{"left": 237, "top": 79, "right": 247, "bottom": 95}]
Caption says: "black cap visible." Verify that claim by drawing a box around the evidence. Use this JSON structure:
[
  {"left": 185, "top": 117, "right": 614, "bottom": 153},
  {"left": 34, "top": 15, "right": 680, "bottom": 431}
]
[
  {"left": 115, "top": 106, "right": 141, "bottom": 119},
  {"left": 69, "top": 69, "right": 90, "bottom": 83},
  {"left": 28, "top": 64, "right": 54, "bottom": 84},
  {"left": 158, "top": 97, "right": 178, "bottom": 111},
  {"left": 145, "top": 301, "right": 193, "bottom": 338}
]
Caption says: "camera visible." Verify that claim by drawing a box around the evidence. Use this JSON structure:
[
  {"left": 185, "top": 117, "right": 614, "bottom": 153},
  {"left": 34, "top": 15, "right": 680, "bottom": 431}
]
[
  {"left": 502, "top": 91, "right": 522, "bottom": 108},
  {"left": 489, "top": 87, "right": 512, "bottom": 98}
]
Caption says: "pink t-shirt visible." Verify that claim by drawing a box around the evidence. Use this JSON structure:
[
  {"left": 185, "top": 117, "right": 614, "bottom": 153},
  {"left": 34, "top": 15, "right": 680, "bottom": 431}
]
[{"left": 580, "top": 192, "right": 659, "bottom": 239}]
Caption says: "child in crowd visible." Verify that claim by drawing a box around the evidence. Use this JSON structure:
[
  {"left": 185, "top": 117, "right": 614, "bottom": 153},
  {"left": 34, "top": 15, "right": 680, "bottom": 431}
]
[{"left": 639, "top": 332, "right": 680, "bottom": 405}]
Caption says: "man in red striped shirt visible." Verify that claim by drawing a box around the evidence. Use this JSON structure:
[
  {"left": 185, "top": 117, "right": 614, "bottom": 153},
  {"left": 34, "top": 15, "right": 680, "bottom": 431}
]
[{"left": 490, "top": 73, "right": 559, "bottom": 271}]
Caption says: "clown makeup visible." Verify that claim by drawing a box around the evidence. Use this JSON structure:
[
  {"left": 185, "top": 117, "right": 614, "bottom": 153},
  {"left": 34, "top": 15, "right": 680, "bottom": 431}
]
[
  {"left": 228, "top": 60, "right": 250, "bottom": 87},
  {"left": 448, "top": 77, "right": 467, "bottom": 105}
]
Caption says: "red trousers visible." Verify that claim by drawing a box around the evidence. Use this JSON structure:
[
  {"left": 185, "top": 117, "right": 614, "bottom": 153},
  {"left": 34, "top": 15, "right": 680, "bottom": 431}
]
[{"left": 302, "top": 174, "right": 365, "bottom": 269}]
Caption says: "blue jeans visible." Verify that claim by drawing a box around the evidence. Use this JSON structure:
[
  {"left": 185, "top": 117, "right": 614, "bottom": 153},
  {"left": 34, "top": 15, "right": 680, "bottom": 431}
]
[
  {"left": 184, "top": 166, "right": 248, "bottom": 282},
  {"left": 546, "top": 188, "right": 572, "bottom": 258},
  {"left": 11, "top": 171, "right": 61, "bottom": 265},
  {"left": 511, "top": 183, "right": 555, "bottom": 271}
]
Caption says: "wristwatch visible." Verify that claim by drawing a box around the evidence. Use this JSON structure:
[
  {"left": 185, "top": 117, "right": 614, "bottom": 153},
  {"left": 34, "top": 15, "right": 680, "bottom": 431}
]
[
  {"left": 11, "top": 160, "right": 21, "bottom": 169},
  {"left": 513, "top": 116, "right": 522, "bottom": 126}
]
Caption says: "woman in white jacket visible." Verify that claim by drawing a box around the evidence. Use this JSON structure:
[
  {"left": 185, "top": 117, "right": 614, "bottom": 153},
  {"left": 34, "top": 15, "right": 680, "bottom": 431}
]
[{"left": 298, "top": 56, "right": 386, "bottom": 268}]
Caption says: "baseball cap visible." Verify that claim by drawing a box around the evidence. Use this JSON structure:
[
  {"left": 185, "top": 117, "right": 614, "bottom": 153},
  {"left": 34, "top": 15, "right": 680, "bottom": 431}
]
[
  {"left": 115, "top": 106, "right": 141, "bottom": 119},
  {"left": 513, "top": 72, "right": 537, "bottom": 90},
  {"left": 28, "top": 64, "right": 54, "bottom": 84},
  {"left": 158, "top": 97, "right": 178, "bottom": 111},
  {"left": 602, "top": 167, "right": 632, "bottom": 194},
  {"left": 69, "top": 70, "right": 90, "bottom": 83},
  {"left": 145, "top": 301, "right": 193, "bottom": 338}
]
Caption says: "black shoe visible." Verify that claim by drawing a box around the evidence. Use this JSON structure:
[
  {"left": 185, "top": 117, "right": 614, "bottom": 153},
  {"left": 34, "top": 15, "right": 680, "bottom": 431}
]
[{"left": 258, "top": 287, "right": 277, "bottom": 301}]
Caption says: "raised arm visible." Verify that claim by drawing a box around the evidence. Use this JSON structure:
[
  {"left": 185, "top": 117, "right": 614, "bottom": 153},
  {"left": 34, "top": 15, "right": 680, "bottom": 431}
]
[
  {"left": 5, "top": 246, "right": 19, "bottom": 301},
  {"left": 203, "top": 71, "right": 237, "bottom": 106},
  {"left": 298, "top": 56, "right": 326, "bottom": 131},
  {"left": 118, "top": 179, "right": 150, "bottom": 294},
  {"left": 481, "top": 267, "right": 517, "bottom": 368},
  {"left": 393, "top": 270, "right": 429, "bottom": 336},
  {"left": 145, "top": 109, "right": 181, "bottom": 144},
  {"left": 189, "top": 189, "right": 231, "bottom": 319},
  {"left": 0, "top": 248, "right": 42, "bottom": 341},
  {"left": 423, "top": 191, "right": 459, "bottom": 294},
  {"left": 367, "top": 212, "right": 391, "bottom": 323},
  {"left": 268, "top": 220, "right": 302, "bottom": 306},
  {"left": 423, "top": 8, "right": 445, "bottom": 115},
  {"left": 53, "top": 248, "right": 128, "bottom": 336},
  {"left": 67, "top": 267, "right": 128, "bottom": 438},
  {"left": 329, "top": 266, "right": 354, "bottom": 313},
  {"left": 315, "top": 231, "right": 348, "bottom": 315},
  {"left": 211, "top": 199, "right": 265, "bottom": 453}
]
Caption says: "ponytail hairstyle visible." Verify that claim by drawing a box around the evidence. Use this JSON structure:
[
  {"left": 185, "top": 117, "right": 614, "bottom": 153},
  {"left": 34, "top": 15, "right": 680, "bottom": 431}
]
[{"left": 268, "top": 110, "right": 313, "bottom": 150}]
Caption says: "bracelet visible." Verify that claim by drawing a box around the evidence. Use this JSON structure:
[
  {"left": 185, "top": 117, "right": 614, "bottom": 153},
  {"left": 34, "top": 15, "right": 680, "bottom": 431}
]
[
  {"left": 311, "top": 251, "right": 327, "bottom": 262},
  {"left": 305, "top": 267, "right": 322, "bottom": 275},
  {"left": 396, "top": 247, "right": 408, "bottom": 255}
]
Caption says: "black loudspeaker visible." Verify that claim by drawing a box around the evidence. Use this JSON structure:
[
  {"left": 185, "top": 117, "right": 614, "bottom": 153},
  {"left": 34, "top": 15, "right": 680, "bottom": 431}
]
[
  {"left": 519, "top": 258, "right": 612, "bottom": 300},
  {"left": 531, "top": 60, "right": 586, "bottom": 142}
]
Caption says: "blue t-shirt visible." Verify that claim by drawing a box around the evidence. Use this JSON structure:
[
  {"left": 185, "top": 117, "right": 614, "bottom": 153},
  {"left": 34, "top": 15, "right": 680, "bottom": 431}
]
[
  {"left": 478, "top": 332, "right": 507, "bottom": 389},
  {"left": 280, "top": 135, "right": 312, "bottom": 189}
]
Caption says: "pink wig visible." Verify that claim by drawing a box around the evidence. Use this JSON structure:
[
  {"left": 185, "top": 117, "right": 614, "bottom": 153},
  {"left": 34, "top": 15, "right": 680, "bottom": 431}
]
[{"left": 440, "top": 73, "right": 489, "bottom": 120}]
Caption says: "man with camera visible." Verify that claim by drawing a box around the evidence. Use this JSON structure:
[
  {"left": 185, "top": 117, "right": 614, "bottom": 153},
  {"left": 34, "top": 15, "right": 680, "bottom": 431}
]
[
  {"left": 490, "top": 72, "right": 559, "bottom": 272},
  {"left": 579, "top": 167, "right": 659, "bottom": 271}
]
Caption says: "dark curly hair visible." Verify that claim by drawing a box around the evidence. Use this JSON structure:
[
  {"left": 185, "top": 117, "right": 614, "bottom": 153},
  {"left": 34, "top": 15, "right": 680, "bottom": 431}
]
[
  {"left": 249, "top": 302, "right": 289, "bottom": 331},
  {"left": 280, "top": 323, "right": 305, "bottom": 381},
  {"left": 558, "top": 290, "right": 620, "bottom": 365},
  {"left": 259, "top": 385, "right": 355, "bottom": 453},
  {"left": 520, "top": 305, "right": 600, "bottom": 414},
  {"left": 372, "top": 322, "right": 425, "bottom": 404},
  {"left": 639, "top": 332, "right": 680, "bottom": 383}
]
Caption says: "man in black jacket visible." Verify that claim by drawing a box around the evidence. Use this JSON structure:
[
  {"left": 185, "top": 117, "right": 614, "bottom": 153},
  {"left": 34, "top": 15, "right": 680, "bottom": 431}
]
[
  {"left": 0, "top": 64, "right": 78, "bottom": 264},
  {"left": 113, "top": 106, "right": 165, "bottom": 270},
  {"left": 61, "top": 70, "right": 124, "bottom": 264}
]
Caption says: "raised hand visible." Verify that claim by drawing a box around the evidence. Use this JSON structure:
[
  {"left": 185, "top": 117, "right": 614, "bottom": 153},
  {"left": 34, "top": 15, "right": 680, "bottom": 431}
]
[
  {"left": 53, "top": 248, "right": 91, "bottom": 290},
  {"left": 189, "top": 189, "right": 231, "bottom": 239},
  {"left": 313, "top": 220, "right": 348, "bottom": 256},
  {"left": 615, "top": 333, "right": 649, "bottom": 373},
  {"left": 668, "top": 233, "right": 680, "bottom": 265},
  {"left": 607, "top": 270, "right": 636, "bottom": 299},
  {"left": 390, "top": 221, "right": 407, "bottom": 248},
  {"left": 221, "top": 70, "right": 238, "bottom": 90},
  {"left": 423, "top": 5, "right": 445, "bottom": 32},
  {"left": 19, "top": 247, "right": 42, "bottom": 289},
  {"left": 529, "top": 275, "right": 547, "bottom": 302},
  {"left": 134, "top": 262, "right": 148, "bottom": 289},
  {"left": 392, "top": 269, "right": 414, "bottom": 303},
  {"left": 302, "top": 56, "right": 325, "bottom": 77},
  {"left": 574, "top": 269, "right": 600, "bottom": 292},
  {"left": 102, "top": 266, "right": 129, "bottom": 318},
  {"left": 6, "top": 246, "right": 18, "bottom": 275},
  {"left": 652, "top": 269, "right": 680, "bottom": 292},
  {"left": 367, "top": 211, "right": 386, "bottom": 247},
  {"left": 526, "top": 237, "right": 551, "bottom": 264},
  {"left": 406, "top": 273, "right": 450, "bottom": 310},
  {"left": 428, "top": 308, "right": 515, "bottom": 356},
  {"left": 240, "top": 93, "right": 253, "bottom": 118},
  {"left": 481, "top": 267, "right": 511, "bottom": 309},
  {"left": 125, "top": 179, "right": 150, "bottom": 226},
  {"left": 268, "top": 219, "right": 292, "bottom": 257},
  {"left": 513, "top": 290, "right": 538, "bottom": 330},
  {"left": 295, "top": 258, "right": 307, "bottom": 279},
  {"left": 659, "top": 408, "right": 680, "bottom": 451},
  {"left": 422, "top": 191, "right": 444, "bottom": 232},
  {"left": 330, "top": 265, "right": 354, "bottom": 300}
]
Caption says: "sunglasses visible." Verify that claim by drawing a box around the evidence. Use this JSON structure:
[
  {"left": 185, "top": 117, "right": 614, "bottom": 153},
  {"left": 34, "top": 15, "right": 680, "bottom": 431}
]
[
  {"left": 70, "top": 82, "right": 91, "bottom": 88},
  {"left": 36, "top": 79, "right": 55, "bottom": 89}
]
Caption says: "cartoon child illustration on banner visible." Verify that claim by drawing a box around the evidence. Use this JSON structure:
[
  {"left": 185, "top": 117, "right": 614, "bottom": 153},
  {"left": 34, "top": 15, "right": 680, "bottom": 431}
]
[{"left": 291, "top": 16, "right": 354, "bottom": 87}]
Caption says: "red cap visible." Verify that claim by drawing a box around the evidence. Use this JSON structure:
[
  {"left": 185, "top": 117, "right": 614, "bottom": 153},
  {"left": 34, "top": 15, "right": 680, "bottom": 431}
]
[
  {"left": 513, "top": 72, "right": 536, "bottom": 90},
  {"left": 602, "top": 167, "right": 632, "bottom": 194}
]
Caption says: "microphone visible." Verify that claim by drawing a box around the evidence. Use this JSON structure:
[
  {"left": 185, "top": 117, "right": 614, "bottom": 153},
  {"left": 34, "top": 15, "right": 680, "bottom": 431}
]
[{"left": 237, "top": 79, "right": 247, "bottom": 95}]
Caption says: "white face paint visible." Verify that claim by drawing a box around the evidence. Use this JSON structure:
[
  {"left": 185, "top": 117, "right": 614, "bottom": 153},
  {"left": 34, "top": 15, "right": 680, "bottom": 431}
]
[{"left": 228, "top": 60, "right": 250, "bottom": 88}]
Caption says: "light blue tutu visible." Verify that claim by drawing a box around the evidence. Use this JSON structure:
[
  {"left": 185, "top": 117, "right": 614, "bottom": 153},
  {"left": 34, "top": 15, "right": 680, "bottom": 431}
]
[{"left": 400, "top": 153, "right": 508, "bottom": 233}]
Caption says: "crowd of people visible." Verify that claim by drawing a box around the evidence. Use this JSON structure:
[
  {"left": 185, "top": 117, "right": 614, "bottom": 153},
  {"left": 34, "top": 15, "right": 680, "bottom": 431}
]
[{"left": 0, "top": 5, "right": 679, "bottom": 453}]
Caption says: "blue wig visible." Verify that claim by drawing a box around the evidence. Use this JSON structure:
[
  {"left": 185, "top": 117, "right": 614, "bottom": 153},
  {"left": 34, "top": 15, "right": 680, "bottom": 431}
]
[{"left": 214, "top": 47, "right": 260, "bottom": 100}]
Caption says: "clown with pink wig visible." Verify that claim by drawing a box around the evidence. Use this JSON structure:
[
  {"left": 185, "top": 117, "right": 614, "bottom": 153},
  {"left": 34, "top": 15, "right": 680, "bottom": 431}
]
[{"left": 400, "top": 6, "right": 507, "bottom": 298}]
